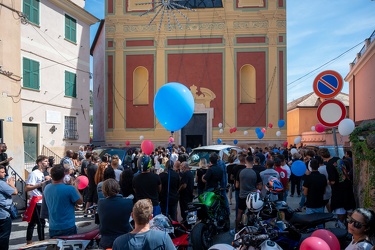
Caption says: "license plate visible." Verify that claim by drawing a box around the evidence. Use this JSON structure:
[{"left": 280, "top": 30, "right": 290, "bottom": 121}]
[{"left": 187, "top": 211, "right": 197, "bottom": 224}]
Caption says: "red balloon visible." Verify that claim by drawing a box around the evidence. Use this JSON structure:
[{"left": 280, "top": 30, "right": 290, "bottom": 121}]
[
  {"left": 76, "top": 176, "right": 89, "bottom": 190},
  {"left": 283, "top": 141, "right": 288, "bottom": 147},
  {"left": 300, "top": 236, "right": 330, "bottom": 250},
  {"left": 125, "top": 140, "right": 130, "bottom": 146},
  {"left": 268, "top": 123, "right": 273, "bottom": 128},
  {"left": 261, "top": 128, "right": 266, "bottom": 133},
  {"left": 141, "top": 140, "right": 154, "bottom": 155},
  {"left": 315, "top": 123, "right": 325, "bottom": 133},
  {"left": 230, "top": 128, "right": 233, "bottom": 133},
  {"left": 312, "top": 229, "right": 340, "bottom": 250},
  {"left": 233, "top": 127, "right": 237, "bottom": 132}
]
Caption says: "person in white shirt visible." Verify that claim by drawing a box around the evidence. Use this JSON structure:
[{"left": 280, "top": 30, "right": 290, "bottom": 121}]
[{"left": 170, "top": 148, "right": 178, "bottom": 163}]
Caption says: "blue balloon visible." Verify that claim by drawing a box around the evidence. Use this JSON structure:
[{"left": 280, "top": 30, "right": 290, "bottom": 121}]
[
  {"left": 255, "top": 128, "right": 261, "bottom": 134},
  {"left": 291, "top": 160, "right": 306, "bottom": 177},
  {"left": 278, "top": 120, "right": 285, "bottom": 128},
  {"left": 257, "top": 132, "right": 264, "bottom": 139},
  {"left": 154, "top": 82, "right": 195, "bottom": 131},
  {"left": 217, "top": 138, "right": 222, "bottom": 144},
  {"left": 233, "top": 139, "right": 238, "bottom": 145}
]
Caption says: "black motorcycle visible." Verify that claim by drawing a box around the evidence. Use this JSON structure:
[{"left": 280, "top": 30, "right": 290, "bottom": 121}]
[{"left": 186, "top": 188, "right": 230, "bottom": 250}]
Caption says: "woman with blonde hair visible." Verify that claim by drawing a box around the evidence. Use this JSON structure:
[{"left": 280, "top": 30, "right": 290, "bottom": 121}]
[{"left": 196, "top": 158, "right": 208, "bottom": 195}]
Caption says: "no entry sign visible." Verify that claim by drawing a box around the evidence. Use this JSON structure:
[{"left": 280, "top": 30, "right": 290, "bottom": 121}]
[
  {"left": 317, "top": 99, "right": 346, "bottom": 127},
  {"left": 313, "top": 70, "right": 343, "bottom": 99}
]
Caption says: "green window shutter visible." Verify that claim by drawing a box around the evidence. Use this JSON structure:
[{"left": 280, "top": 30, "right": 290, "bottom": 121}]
[
  {"left": 23, "top": 0, "right": 39, "bottom": 25},
  {"left": 65, "top": 15, "right": 77, "bottom": 43},
  {"left": 32, "top": 0, "right": 40, "bottom": 25},
  {"left": 23, "top": 58, "right": 31, "bottom": 88},
  {"left": 65, "top": 71, "right": 76, "bottom": 97},
  {"left": 23, "top": 58, "right": 39, "bottom": 90}
]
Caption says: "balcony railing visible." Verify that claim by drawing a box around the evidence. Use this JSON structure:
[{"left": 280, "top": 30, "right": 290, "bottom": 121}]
[{"left": 352, "top": 30, "right": 375, "bottom": 65}]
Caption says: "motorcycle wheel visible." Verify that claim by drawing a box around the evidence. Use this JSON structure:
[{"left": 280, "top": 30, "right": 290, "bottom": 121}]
[{"left": 191, "top": 223, "right": 213, "bottom": 250}]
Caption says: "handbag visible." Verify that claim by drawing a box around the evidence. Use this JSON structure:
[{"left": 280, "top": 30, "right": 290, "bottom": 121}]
[{"left": 0, "top": 203, "right": 19, "bottom": 219}]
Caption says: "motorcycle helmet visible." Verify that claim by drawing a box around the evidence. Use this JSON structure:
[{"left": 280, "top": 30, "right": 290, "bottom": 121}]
[
  {"left": 149, "top": 214, "right": 174, "bottom": 233},
  {"left": 267, "top": 177, "right": 284, "bottom": 194},
  {"left": 246, "top": 192, "right": 264, "bottom": 212},
  {"left": 140, "top": 155, "right": 151, "bottom": 172}
]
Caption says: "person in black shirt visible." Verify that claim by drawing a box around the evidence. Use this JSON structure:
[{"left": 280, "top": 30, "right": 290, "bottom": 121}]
[
  {"left": 0, "top": 143, "right": 13, "bottom": 179},
  {"left": 303, "top": 159, "right": 327, "bottom": 214},
  {"left": 226, "top": 156, "right": 237, "bottom": 205},
  {"left": 202, "top": 153, "right": 223, "bottom": 191},
  {"left": 159, "top": 160, "right": 180, "bottom": 221},
  {"left": 252, "top": 156, "right": 266, "bottom": 175},
  {"left": 133, "top": 155, "right": 162, "bottom": 216},
  {"left": 195, "top": 158, "right": 208, "bottom": 195},
  {"left": 178, "top": 162, "right": 194, "bottom": 222}
]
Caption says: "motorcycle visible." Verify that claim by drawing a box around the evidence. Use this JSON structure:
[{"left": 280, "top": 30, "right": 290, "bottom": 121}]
[
  {"left": 150, "top": 214, "right": 190, "bottom": 250},
  {"left": 19, "top": 220, "right": 101, "bottom": 250},
  {"left": 186, "top": 188, "right": 230, "bottom": 250}
]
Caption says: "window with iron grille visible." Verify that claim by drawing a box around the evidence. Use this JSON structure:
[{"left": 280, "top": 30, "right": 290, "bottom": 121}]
[
  {"left": 64, "top": 116, "right": 78, "bottom": 140},
  {"left": 177, "top": 0, "right": 223, "bottom": 8}
]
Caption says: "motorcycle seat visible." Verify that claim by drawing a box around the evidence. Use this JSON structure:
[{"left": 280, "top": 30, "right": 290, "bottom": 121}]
[
  {"left": 289, "top": 213, "right": 334, "bottom": 226},
  {"left": 57, "top": 221, "right": 100, "bottom": 240}
]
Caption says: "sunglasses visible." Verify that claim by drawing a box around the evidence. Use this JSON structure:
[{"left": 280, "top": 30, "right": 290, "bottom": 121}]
[{"left": 348, "top": 216, "right": 366, "bottom": 229}]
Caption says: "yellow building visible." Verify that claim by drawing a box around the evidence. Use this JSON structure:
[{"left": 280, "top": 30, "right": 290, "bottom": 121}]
[
  {"left": 97, "top": 0, "right": 286, "bottom": 148},
  {"left": 0, "top": 1, "right": 25, "bottom": 176}
]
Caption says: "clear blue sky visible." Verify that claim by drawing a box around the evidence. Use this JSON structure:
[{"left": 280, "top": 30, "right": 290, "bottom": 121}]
[{"left": 85, "top": 0, "right": 375, "bottom": 102}]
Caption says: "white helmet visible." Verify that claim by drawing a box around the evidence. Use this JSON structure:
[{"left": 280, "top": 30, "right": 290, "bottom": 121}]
[{"left": 246, "top": 192, "right": 264, "bottom": 212}]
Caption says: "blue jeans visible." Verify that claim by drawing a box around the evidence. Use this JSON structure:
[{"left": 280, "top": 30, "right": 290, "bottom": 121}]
[
  {"left": 299, "top": 193, "right": 306, "bottom": 208},
  {"left": 49, "top": 226, "right": 77, "bottom": 238},
  {"left": 235, "top": 190, "right": 239, "bottom": 219},
  {"left": 220, "top": 189, "right": 230, "bottom": 215},
  {"left": 0, "top": 216, "right": 12, "bottom": 249}
]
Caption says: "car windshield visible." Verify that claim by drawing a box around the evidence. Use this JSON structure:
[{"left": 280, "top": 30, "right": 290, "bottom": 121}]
[
  {"left": 99, "top": 149, "right": 126, "bottom": 160},
  {"left": 188, "top": 148, "right": 231, "bottom": 166}
]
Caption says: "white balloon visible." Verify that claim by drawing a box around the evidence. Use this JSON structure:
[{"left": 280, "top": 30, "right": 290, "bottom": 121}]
[
  {"left": 219, "top": 129, "right": 223, "bottom": 134},
  {"left": 139, "top": 135, "right": 144, "bottom": 140},
  {"left": 291, "top": 148, "right": 298, "bottom": 155},
  {"left": 311, "top": 126, "right": 316, "bottom": 131},
  {"left": 218, "top": 123, "right": 223, "bottom": 128},
  {"left": 244, "top": 131, "right": 248, "bottom": 135},
  {"left": 276, "top": 131, "right": 281, "bottom": 137},
  {"left": 294, "top": 136, "right": 301, "bottom": 144},
  {"left": 338, "top": 118, "right": 355, "bottom": 136}
]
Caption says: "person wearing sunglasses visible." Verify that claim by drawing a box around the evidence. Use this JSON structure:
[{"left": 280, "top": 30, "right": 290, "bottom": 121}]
[{"left": 345, "top": 208, "right": 375, "bottom": 250}]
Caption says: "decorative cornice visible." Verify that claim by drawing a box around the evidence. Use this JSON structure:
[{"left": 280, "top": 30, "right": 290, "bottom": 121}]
[
  {"left": 106, "top": 25, "right": 116, "bottom": 33},
  {"left": 48, "top": 0, "right": 99, "bottom": 25},
  {"left": 277, "top": 20, "right": 286, "bottom": 28},
  {"left": 168, "top": 22, "right": 226, "bottom": 31},
  {"left": 233, "top": 20, "right": 268, "bottom": 30},
  {"left": 123, "top": 25, "right": 157, "bottom": 32}
]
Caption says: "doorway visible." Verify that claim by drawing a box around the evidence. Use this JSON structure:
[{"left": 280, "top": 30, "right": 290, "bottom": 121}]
[
  {"left": 181, "top": 114, "right": 207, "bottom": 148},
  {"left": 23, "top": 124, "right": 38, "bottom": 163}
]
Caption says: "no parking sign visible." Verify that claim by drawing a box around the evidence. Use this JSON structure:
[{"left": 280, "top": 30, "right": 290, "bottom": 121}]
[{"left": 313, "top": 70, "right": 343, "bottom": 99}]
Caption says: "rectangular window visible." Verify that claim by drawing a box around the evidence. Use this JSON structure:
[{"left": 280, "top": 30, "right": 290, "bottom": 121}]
[
  {"left": 65, "top": 14, "right": 77, "bottom": 43},
  {"left": 64, "top": 116, "right": 78, "bottom": 140},
  {"left": 23, "top": 58, "right": 40, "bottom": 90},
  {"left": 23, "top": 0, "right": 40, "bottom": 25},
  {"left": 65, "top": 71, "right": 77, "bottom": 97},
  {"left": 178, "top": 0, "right": 223, "bottom": 8}
]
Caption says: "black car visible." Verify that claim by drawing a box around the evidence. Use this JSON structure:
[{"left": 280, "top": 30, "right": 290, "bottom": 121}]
[{"left": 92, "top": 146, "right": 139, "bottom": 168}]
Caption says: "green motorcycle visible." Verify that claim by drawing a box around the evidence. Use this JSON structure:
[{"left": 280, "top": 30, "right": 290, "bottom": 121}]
[{"left": 186, "top": 189, "right": 230, "bottom": 250}]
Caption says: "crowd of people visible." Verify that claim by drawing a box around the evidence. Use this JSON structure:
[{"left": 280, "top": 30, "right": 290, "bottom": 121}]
[{"left": 0, "top": 143, "right": 375, "bottom": 249}]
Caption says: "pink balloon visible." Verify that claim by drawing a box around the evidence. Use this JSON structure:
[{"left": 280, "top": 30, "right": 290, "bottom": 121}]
[
  {"left": 283, "top": 141, "right": 288, "bottom": 147},
  {"left": 125, "top": 140, "right": 130, "bottom": 146},
  {"left": 261, "top": 128, "right": 266, "bottom": 133},
  {"left": 141, "top": 140, "right": 154, "bottom": 155},
  {"left": 311, "top": 229, "right": 340, "bottom": 250},
  {"left": 300, "top": 236, "right": 330, "bottom": 250},
  {"left": 76, "top": 176, "right": 89, "bottom": 190},
  {"left": 268, "top": 123, "right": 273, "bottom": 128},
  {"left": 169, "top": 137, "right": 174, "bottom": 143},
  {"left": 315, "top": 123, "right": 325, "bottom": 133}
]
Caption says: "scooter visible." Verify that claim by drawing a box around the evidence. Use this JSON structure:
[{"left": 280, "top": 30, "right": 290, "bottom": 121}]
[{"left": 19, "top": 220, "right": 100, "bottom": 250}]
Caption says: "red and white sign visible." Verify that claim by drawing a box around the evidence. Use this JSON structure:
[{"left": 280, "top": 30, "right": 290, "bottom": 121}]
[
  {"left": 317, "top": 99, "right": 346, "bottom": 127},
  {"left": 313, "top": 70, "right": 343, "bottom": 99}
]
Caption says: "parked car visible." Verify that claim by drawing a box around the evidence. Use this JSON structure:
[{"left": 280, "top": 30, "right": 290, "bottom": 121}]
[
  {"left": 92, "top": 147, "right": 139, "bottom": 168},
  {"left": 304, "top": 145, "right": 350, "bottom": 159},
  {"left": 187, "top": 145, "right": 243, "bottom": 186}
]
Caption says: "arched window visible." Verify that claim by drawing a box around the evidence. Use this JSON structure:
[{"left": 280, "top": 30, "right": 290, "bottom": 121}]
[
  {"left": 133, "top": 66, "right": 149, "bottom": 105},
  {"left": 240, "top": 64, "right": 256, "bottom": 103}
]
